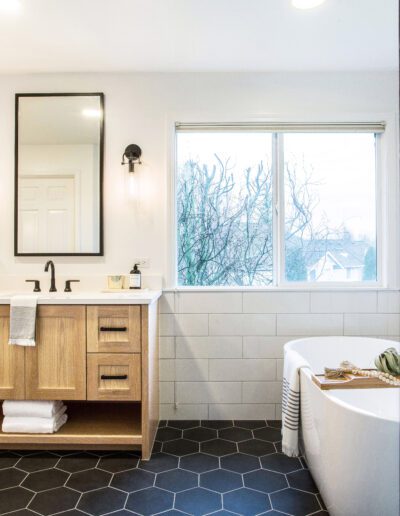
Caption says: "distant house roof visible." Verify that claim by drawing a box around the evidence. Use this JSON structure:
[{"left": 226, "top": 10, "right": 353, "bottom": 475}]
[{"left": 301, "top": 238, "right": 370, "bottom": 270}]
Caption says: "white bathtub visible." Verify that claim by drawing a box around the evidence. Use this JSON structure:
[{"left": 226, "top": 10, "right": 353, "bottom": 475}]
[{"left": 284, "top": 337, "right": 400, "bottom": 516}]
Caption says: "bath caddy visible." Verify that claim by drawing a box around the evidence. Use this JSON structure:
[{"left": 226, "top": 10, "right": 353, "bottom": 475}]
[{"left": 312, "top": 371, "right": 400, "bottom": 390}]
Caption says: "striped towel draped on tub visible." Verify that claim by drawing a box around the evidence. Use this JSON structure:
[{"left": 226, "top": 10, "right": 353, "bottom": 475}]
[{"left": 281, "top": 349, "right": 310, "bottom": 457}]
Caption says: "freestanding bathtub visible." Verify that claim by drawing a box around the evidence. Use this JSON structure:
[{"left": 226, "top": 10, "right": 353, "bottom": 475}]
[{"left": 284, "top": 337, "right": 400, "bottom": 516}]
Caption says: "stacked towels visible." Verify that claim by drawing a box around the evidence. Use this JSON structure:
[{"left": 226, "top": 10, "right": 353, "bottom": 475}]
[{"left": 2, "top": 400, "right": 68, "bottom": 434}]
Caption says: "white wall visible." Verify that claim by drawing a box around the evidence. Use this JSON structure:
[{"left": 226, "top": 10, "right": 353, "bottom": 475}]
[
  {"left": 0, "top": 72, "right": 399, "bottom": 419},
  {"left": 0, "top": 71, "right": 398, "bottom": 281}
]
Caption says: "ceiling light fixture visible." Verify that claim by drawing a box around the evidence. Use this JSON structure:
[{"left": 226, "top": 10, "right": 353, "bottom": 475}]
[
  {"left": 292, "top": 0, "right": 326, "bottom": 9},
  {"left": 0, "top": 0, "right": 21, "bottom": 12},
  {"left": 82, "top": 108, "right": 102, "bottom": 118}
]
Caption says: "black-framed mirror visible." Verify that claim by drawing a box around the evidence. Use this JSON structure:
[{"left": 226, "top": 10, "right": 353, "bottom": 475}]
[{"left": 15, "top": 92, "right": 104, "bottom": 256}]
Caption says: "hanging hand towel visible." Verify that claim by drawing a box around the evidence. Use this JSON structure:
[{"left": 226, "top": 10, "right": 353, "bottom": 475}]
[
  {"left": 3, "top": 400, "right": 64, "bottom": 418},
  {"left": 281, "top": 349, "right": 310, "bottom": 457},
  {"left": 8, "top": 295, "right": 38, "bottom": 346},
  {"left": 2, "top": 407, "right": 68, "bottom": 434}
]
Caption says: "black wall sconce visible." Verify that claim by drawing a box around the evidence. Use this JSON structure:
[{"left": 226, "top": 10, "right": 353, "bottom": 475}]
[{"left": 121, "top": 144, "right": 142, "bottom": 172}]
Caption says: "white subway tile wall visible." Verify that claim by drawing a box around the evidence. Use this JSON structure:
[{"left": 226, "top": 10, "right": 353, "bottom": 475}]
[{"left": 159, "top": 290, "right": 400, "bottom": 420}]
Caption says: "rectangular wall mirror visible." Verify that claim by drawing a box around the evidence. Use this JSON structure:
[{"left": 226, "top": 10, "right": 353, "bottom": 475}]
[{"left": 15, "top": 93, "right": 104, "bottom": 256}]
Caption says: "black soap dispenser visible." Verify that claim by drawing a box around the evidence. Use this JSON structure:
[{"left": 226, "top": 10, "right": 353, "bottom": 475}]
[{"left": 129, "top": 264, "right": 141, "bottom": 289}]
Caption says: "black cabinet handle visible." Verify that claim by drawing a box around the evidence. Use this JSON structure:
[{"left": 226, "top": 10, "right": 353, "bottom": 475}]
[
  {"left": 99, "top": 327, "right": 127, "bottom": 332},
  {"left": 100, "top": 374, "right": 128, "bottom": 380}
]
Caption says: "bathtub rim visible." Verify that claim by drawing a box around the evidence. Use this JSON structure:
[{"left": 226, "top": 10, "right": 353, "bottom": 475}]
[{"left": 285, "top": 336, "right": 400, "bottom": 425}]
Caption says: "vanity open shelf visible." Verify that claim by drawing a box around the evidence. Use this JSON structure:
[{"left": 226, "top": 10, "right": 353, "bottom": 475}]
[
  {"left": 0, "top": 293, "right": 160, "bottom": 459},
  {"left": 0, "top": 402, "right": 142, "bottom": 449}
]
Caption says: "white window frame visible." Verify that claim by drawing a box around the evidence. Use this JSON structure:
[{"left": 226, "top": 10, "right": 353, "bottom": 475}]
[{"left": 167, "top": 115, "right": 399, "bottom": 291}]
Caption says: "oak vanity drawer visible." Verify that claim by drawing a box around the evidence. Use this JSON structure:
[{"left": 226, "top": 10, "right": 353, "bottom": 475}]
[
  {"left": 87, "top": 306, "right": 141, "bottom": 353},
  {"left": 87, "top": 353, "right": 141, "bottom": 401}
]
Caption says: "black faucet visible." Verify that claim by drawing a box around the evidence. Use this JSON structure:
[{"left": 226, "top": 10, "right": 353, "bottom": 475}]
[{"left": 44, "top": 260, "right": 57, "bottom": 292}]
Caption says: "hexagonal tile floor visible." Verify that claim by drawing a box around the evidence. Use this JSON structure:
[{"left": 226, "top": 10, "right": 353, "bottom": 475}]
[{"left": 0, "top": 420, "right": 328, "bottom": 515}]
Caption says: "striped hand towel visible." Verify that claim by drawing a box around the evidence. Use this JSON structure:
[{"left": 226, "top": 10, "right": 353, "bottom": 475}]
[{"left": 281, "top": 349, "right": 310, "bottom": 457}]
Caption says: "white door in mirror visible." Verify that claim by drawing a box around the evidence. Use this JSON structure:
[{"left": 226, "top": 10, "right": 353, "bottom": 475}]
[{"left": 19, "top": 176, "right": 76, "bottom": 253}]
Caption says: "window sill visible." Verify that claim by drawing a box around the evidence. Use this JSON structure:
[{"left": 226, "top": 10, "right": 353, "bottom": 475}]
[{"left": 163, "top": 285, "right": 398, "bottom": 293}]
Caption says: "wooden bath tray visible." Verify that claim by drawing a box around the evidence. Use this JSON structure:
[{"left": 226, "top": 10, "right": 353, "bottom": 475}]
[{"left": 312, "top": 370, "right": 400, "bottom": 390}]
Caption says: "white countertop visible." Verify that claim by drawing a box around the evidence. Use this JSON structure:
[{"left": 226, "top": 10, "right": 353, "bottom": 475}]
[{"left": 0, "top": 290, "right": 162, "bottom": 305}]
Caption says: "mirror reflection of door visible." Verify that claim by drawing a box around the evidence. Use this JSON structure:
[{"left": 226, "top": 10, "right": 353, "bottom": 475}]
[
  {"left": 19, "top": 175, "right": 76, "bottom": 253},
  {"left": 16, "top": 93, "right": 103, "bottom": 255}
]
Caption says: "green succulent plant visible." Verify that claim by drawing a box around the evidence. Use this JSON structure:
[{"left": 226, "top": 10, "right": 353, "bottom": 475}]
[{"left": 374, "top": 347, "right": 400, "bottom": 376}]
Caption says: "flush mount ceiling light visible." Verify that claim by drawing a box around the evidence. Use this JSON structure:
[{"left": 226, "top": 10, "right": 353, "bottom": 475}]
[
  {"left": 292, "top": 0, "right": 326, "bottom": 9},
  {"left": 82, "top": 108, "right": 102, "bottom": 118},
  {"left": 0, "top": 0, "right": 21, "bottom": 12}
]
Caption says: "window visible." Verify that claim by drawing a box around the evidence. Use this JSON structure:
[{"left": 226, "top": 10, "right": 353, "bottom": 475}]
[{"left": 175, "top": 124, "right": 382, "bottom": 287}]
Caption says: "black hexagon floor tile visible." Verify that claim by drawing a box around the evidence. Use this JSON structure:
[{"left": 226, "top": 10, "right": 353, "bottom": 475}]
[
  {"left": 22, "top": 468, "right": 68, "bottom": 492},
  {"left": 58, "top": 452, "right": 98, "bottom": 473},
  {"left": 97, "top": 452, "right": 139, "bottom": 473},
  {"left": 223, "top": 487, "right": 271, "bottom": 515},
  {"left": 29, "top": 486, "right": 81, "bottom": 515},
  {"left": 175, "top": 487, "right": 222, "bottom": 515},
  {"left": 78, "top": 487, "right": 127, "bottom": 515},
  {"left": 234, "top": 420, "right": 267, "bottom": 430},
  {"left": 17, "top": 452, "right": 59, "bottom": 472},
  {"left": 219, "top": 427, "right": 253, "bottom": 442},
  {"left": 156, "top": 468, "right": 198, "bottom": 492},
  {"left": 253, "top": 427, "right": 282, "bottom": 442},
  {"left": 238, "top": 438, "right": 275, "bottom": 457},
  {"left": 287, "top": 469, "right": 319, "bottom": 494},
  {"left": 220, "top": 453, "right": 260, "bottom": 474},
  {"left": 112, "top": 467, "right": 155, "bottom": 492},
  {"left": 179, "top": 452, "right": 219, "bottom": 473},
  {"left": 0, "top": 486, "right": 34, "bottom": 514},
  {"left": 267, "top": 420, "right": 283, "bottom": 428},
  {"left": 201, "top": 420, "right": 233, "bottom": 430},
  {"left": 270, "top": 487, "right": 321, "bottom": 516},
  {"left": 0, "top": 420, "right": 326, "bottom": 516},
  {"left": 168, "top": 420, "right": 200, "bottom": 430},
  {"left": 0, "top": 467, "right": 26, "bottom": 489},
  {"left": 200, "top": 469, "right": 242, "bottom": 493},
  {"left": 200, "top": 438, "right": 237, "bottom": 456},
  {"left": 163, "top": 438, "right": 199, "bottom": 456},
  {"left": 156, "top": 426, "right": 182, "bottom": 442},
  {"left": 67, "top": 468, "right": 112, "bottom": 492},
  {"left": 244, "top": 469, "right": 288, "bottom": 493},
  {"left": 0, "top": 451, "right": 20, "bottom": 469},
  {"left": 152, "top": 441, "right": 162, "bottom": 454},
  {"left": 261, "top": 453, "right": 303, "bottom": 474},
  {"left": 183, "top": 426, "right": 217, "bottom": 442},
  {"left": 126, "top": 486, "right": 174, "bottom": 515},
  {"left": 139, "top": 452, "right": 179, "bottom": 473}
]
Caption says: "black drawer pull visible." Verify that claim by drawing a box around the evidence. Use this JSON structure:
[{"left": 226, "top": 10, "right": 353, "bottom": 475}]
[
  {"left": 101, "top": 374, "right": 128, "bottom": 380},
  {"left": 100, "top": 327, "right": 127, "bottom": 332}
]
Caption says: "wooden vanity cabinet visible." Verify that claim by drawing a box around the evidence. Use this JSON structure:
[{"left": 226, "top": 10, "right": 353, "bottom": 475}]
[
  {"left": 0, "top": 300, "right": 159, "bottom": 460},
  {"left": 0, "top": 306, "right": 24, "bottom": 400},
  {"left": 0, "top": 305, "right": 86, "bottom": 400},
  {"left": 25, "top": 305, "right": 86, "bottom": 400}
]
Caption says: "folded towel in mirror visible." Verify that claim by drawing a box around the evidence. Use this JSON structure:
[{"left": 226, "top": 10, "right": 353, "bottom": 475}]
[
  {"left": 3, "top": 400, "right": 64, "bottom": 418},
  {"left": 8, "top": 295, "right": 38, "bottom": 346}
]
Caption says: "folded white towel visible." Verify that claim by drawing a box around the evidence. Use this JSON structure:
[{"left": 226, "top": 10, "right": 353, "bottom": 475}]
[
  {"left": 281, "top": 349, "right": 310, "bottom": 457},
  {"left": 8, "top": 295, "right": 38, "bottom": 346},
  {"left": 2, "top": 409, "right": 68, "bottom": 434},
  {"left": 3, "top": 400, "right": 64, "bottom": 419}
]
